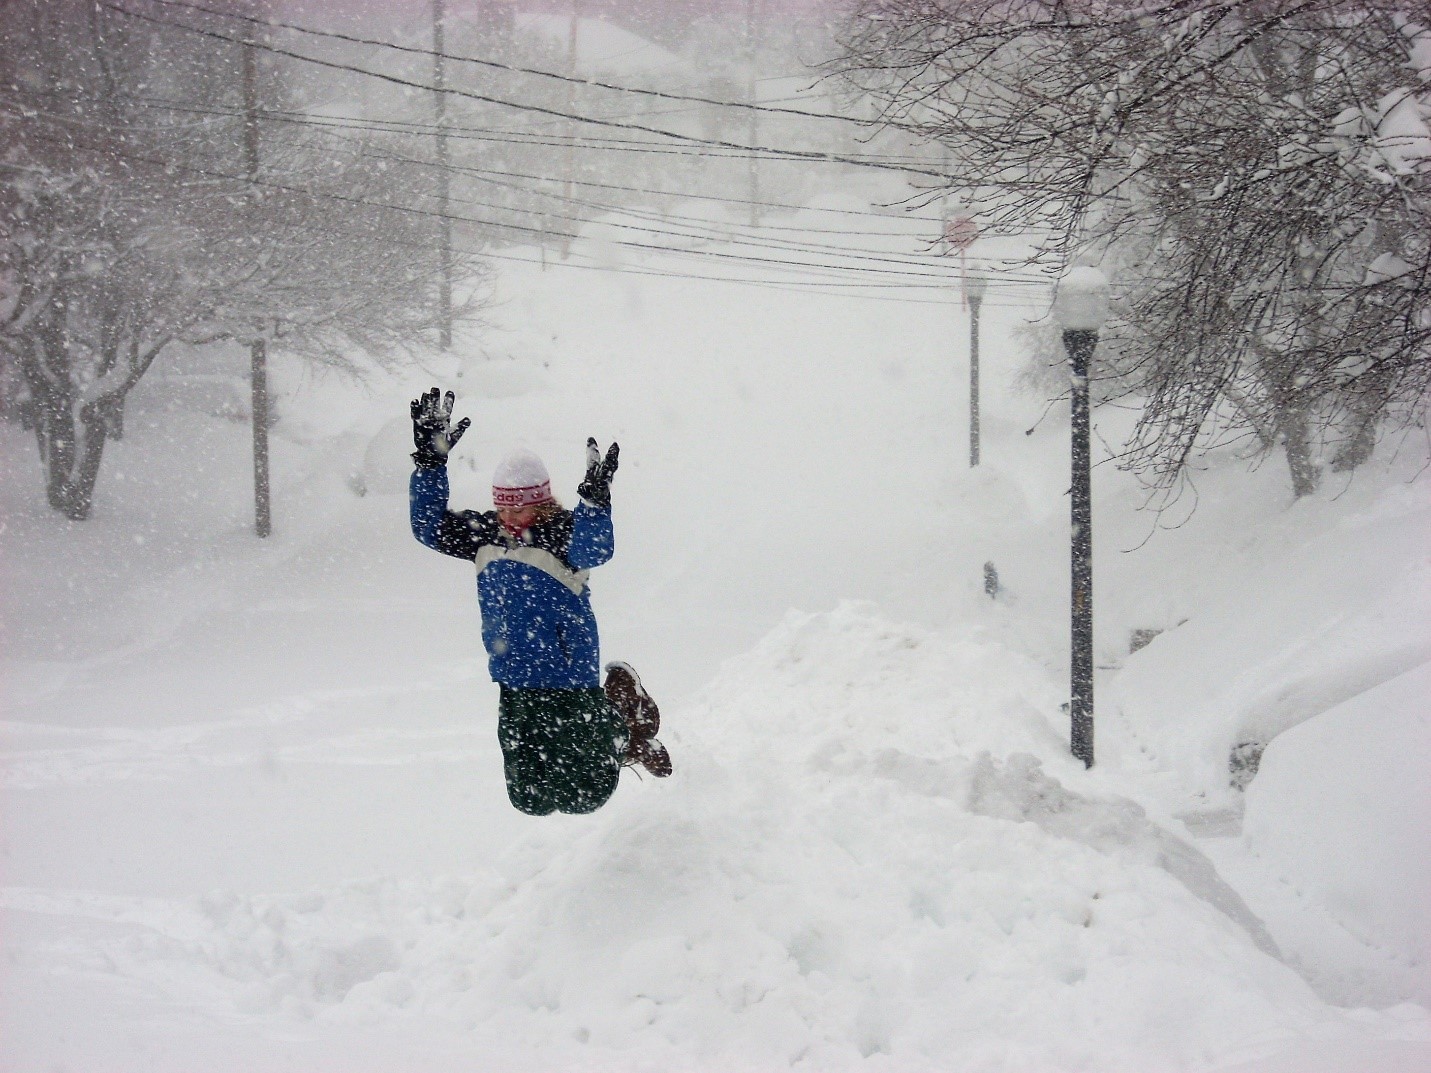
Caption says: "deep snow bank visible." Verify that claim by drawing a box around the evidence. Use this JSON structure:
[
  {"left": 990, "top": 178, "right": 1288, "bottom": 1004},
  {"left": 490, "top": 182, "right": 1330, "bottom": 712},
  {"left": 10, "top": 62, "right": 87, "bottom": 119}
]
[
  {"left": 70, "top": 604, "right": 1426, "bottom": 1072},
  {"left": 1088, "top": 458, "right": 1431, "bottom": 1014},
  {"left": 1107, "top": 467, "right": 1431, "bottom": 804},
  {"left": 1243, "top": 660, "right": 1431, "bottom": 1005}
]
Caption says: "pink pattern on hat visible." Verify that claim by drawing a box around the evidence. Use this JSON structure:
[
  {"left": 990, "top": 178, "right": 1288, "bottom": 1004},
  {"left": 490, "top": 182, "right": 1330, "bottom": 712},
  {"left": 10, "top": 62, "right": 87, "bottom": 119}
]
[{"left": 492, "top": 448, "right": 554, "bottom": 509}]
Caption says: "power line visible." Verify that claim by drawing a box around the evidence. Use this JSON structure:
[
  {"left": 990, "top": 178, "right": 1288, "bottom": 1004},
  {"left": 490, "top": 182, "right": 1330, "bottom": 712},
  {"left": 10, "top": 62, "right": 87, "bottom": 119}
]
[
  {"left": 7, "top": 129, "right": 1049, "bottom": 309},
  {"left": 9, "top": 94, "right": 1051, "bottom": 286},
  {"left": 505, "top": 86, "right": 859, "bottom": 140},
  {"left": 128, "top": 102, "right": 967, "bottom": 274},
  {"left": 3, "top": 128, "right": 973, "bottom": 305},
  {"left": 483, "top": 247, "right": 1041, "bottom": 309},
  {"left": 12, "top": 117, "right": 981, "bottom": 290},
  {"left": 137, "top": 0, "right": 892, "bottom": 130},
  {"left": 110, "top": 93, "right": 1060, "bottom": 254},
  {"left": 462, "top": 166, "right": 1050, "bottom": 282},
  {"left": 174, "top": 105, "right": 1041, "bottom": 281},
  {"left": 101, "top": 0, "right": 950, "bottom": 179},
  {"left": 77, "top": 86, "right": 944, "bottom": 174}
]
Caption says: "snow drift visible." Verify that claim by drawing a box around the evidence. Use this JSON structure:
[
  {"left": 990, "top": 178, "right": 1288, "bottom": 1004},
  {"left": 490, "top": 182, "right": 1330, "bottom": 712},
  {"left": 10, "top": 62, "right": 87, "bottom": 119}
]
[{"left": 11, "top": 604, "right": 1423, "bottom": 1073}]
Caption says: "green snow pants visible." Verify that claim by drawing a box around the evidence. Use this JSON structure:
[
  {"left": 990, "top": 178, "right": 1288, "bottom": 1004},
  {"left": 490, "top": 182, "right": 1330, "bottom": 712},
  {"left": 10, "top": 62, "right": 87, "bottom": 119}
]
[{"left": 497, "top": 686, "right": 628, "bottom": 816}]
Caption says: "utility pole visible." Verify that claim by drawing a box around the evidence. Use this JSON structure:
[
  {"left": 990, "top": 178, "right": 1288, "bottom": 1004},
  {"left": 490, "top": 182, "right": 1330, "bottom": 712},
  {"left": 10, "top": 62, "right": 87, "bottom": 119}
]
[
  {"left": 967, "top": 273, "right": 987, "bottom": 467},
  {"left": 943, "top": 214, "right": 980, "bottom": 467},
  {"left": 561, "top": 0, "right": 579, "bottom": 257},
  {"left": 433, "top": 0, "right": 452, "bottom": 349},
  {"left": 241, "top": 16, "right": 270, "bottom": 538},
  {"left": 745, "top": 0, "right": 760, "bottom": 227}
]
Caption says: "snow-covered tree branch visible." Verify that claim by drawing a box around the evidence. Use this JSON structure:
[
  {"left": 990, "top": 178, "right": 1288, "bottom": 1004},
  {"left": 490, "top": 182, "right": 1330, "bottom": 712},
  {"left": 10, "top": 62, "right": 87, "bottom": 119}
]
[
  {"left": 833, "top": 0, "right": 1431, "bottom": 497},
  {"left": 0, "top": 0, "right": 489, "bottom": 519}
]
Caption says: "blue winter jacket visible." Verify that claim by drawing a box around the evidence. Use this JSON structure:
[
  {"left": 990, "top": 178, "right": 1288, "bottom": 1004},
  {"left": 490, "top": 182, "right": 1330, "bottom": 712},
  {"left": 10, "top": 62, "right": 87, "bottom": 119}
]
[{"left": 410, "top": 465, "right": 614, "bottom": 688}]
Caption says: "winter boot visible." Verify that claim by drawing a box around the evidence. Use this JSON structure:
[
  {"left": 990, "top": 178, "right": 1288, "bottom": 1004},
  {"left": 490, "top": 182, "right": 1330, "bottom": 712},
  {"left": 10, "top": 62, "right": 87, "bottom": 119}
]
[
  {"left": 623, "top": 734, "right": 673, "bottom": 779},
  {"left": 604, "top": 661, "right": 672, "bottom": 778}
]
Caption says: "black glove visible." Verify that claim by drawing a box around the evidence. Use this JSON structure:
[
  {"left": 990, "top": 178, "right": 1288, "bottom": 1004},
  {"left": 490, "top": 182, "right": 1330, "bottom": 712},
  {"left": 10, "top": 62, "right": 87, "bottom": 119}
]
[
  {"left": 577, "top": 438, "right": 619, "bottom": 510},
  {"left": 410, "top": 387, "right": 470, "bottom": 468}
]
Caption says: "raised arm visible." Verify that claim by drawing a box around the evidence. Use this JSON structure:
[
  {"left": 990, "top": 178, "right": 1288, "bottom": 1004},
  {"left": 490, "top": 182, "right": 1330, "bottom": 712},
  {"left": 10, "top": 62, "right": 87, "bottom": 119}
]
[
  {"left": 410, "top": 466, "right": 500, "bottom": 560},
  {"left": 569, "top": 438, "right": 618, "bottom": 570},
  {"left": 408, "top": 387, "right": 499, "bottom": 560}
]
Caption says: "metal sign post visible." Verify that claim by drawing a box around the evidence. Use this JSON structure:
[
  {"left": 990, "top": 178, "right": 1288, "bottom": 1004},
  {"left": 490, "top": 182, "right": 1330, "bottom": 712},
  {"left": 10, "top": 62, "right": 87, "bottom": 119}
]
[{"left": 942, "top": 215, "right": 982, "bottom": 468}]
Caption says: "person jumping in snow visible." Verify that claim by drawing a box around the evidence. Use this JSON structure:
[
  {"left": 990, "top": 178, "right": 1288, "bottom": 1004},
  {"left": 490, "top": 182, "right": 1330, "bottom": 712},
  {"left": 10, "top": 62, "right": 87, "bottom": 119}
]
[{"left": 407, "top": 387, "right": 670, "bottom": 816}]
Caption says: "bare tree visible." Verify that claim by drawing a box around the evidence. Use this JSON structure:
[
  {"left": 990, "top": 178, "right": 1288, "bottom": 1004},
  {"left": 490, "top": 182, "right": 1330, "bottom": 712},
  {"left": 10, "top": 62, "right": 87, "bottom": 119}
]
[
  {"left": 833, "top": 1, "right": 1431, "bottom": 497},
  {"left": 0, "top": 0, "right": 488, "bottom": 519}
]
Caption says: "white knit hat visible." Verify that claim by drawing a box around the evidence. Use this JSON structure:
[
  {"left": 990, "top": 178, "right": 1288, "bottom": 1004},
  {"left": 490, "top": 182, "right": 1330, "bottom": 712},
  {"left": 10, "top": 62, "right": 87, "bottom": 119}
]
[{"left": 492, "top": 448, "right": 553, "bottom": 509}]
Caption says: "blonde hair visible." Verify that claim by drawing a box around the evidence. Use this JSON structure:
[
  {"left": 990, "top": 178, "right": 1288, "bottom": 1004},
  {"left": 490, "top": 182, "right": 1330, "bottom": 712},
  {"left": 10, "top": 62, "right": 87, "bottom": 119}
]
[
  {"left": 499, "top": 498, "right": 564, "bottom": 520},
  {"left": 531, "top": 498, "right": 564, "bottom": 521}
]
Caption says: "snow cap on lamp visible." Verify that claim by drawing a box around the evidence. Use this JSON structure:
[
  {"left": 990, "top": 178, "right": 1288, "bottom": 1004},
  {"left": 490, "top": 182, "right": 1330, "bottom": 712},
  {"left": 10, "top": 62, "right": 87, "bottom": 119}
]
[
  {"left": 493, "top": 448, "right": 553, "bottom": 509},
  {"left": 1054, "top": 266, "right": 1110, "bottom": 330}
]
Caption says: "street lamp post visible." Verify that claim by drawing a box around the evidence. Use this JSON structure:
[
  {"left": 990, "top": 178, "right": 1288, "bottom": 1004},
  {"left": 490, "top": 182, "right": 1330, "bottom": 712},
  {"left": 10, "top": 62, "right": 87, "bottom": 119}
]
[
  {"left": 1053, "top": 267, "right": 1109, "bottom": 769},
  {"left": 966, "top": 272, "right": 987, "bottom": 468}
]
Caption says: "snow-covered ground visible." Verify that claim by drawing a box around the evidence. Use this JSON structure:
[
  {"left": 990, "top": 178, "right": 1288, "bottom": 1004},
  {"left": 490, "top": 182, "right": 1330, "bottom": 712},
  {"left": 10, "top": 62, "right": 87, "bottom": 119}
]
[{"left": 2, "top": 195, "right": 1428, "bottom": 1072}]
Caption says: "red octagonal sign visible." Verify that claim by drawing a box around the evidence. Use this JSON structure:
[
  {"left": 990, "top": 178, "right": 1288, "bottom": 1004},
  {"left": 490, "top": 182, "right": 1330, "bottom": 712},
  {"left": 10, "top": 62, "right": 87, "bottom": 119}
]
[{"left": 943, "top": 215, "right": 979, "bottom": 252}]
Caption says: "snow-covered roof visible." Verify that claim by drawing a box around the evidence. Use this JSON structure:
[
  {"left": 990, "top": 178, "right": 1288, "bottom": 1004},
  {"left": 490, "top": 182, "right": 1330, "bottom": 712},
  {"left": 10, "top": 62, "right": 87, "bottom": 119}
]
[{"left": 515, "top": 11, "right": 681, "bottom": 76}]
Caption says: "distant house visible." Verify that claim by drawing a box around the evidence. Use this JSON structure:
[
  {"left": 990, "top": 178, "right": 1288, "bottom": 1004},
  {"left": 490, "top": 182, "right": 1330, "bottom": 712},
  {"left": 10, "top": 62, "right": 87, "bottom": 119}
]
[{"left": 515, "top": 10, "right": 682, "bottom": 77}]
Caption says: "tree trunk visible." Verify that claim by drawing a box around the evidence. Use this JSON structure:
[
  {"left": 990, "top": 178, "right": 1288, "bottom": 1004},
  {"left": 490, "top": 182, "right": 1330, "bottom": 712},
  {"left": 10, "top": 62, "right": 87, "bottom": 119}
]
[
  {"left": 1252, "top": 335, "right": 1322, "bottom": 500},
  {"left": 32, "top": 385, "right": 114, "bottom": 520},
  {"left": 22, "top": 309, "right": 122, "bottom": 521},
  {"left": 67, "top": 401, "right": 112, "bottom": 519},
  {"left": 1330, "top": 365, "right": 1391, "bottom": 473},
  {"left": 1277, "top": 404, "right": 1320, "bottom": 499},
  {"left": 1331, "top": 411, "right": 1378, "bottom": 473},
  {"left": 33, "top": 378, "right": 78, "bottom": 513}
]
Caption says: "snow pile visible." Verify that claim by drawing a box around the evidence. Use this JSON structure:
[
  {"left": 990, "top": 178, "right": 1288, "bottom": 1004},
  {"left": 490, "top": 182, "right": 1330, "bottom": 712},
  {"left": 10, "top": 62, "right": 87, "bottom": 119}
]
[
  {"left": 1243, "top": 661, "right": 1431, "bottom": 1006},
  {"left": 1107, "top": 476, "right": 1431, "bottom": 801},
  {"left": 44, "top": 603, "right": 1424, "bottom": 1073}
]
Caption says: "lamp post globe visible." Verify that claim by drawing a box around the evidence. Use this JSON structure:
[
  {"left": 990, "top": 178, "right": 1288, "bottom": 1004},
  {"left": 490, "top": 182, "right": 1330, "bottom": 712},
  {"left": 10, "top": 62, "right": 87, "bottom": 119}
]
[{"left": 1053, "top": 266, "right": 1110, "bottom": 331}]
